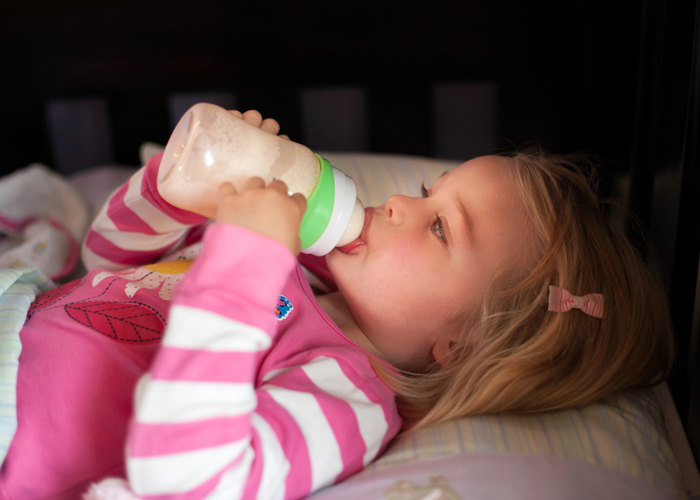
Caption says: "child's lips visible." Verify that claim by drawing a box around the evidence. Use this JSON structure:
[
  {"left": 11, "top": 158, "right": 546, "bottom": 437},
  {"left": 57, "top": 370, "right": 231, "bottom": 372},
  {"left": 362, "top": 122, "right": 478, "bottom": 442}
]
[{"left": 337, "top": 207, "right": 373, "bottom": 254}]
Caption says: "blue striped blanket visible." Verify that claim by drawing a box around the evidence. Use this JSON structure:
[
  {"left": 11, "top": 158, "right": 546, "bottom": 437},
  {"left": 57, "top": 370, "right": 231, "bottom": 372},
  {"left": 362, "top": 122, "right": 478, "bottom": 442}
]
[{"left": 0, "top": 267, "right": 54, "bottom": 463}]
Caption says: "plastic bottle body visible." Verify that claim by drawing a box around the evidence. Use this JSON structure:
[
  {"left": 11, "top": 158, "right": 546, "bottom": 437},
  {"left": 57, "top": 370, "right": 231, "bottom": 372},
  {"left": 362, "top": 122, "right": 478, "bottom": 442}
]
[
  {"left": 157, "top": 103, "right": 364, "bottom": 255},
  {"left": 158, "top": 103, "right": 320, "bottom": 219}
]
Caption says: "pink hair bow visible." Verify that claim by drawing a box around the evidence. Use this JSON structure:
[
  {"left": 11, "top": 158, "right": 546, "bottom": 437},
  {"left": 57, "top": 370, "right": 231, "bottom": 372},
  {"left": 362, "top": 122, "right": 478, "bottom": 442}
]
[{"left": 548, "top": 286, "right": 604, "bottom": 319}]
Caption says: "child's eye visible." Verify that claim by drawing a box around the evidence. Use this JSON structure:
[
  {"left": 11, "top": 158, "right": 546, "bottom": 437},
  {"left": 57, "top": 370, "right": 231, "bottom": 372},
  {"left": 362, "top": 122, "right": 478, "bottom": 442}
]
[
  {"left": 422, "top": 182, "right": 447, "bottom": 243},
  {"left": 432, "top": 216, "right": 447, "bottom": 243}
]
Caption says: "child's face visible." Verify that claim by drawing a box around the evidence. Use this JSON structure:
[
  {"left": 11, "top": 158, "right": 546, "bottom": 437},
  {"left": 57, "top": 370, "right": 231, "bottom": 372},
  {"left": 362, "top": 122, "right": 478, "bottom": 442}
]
[{"left": 326, "top": 155, "right": 533, "bottom": 372}]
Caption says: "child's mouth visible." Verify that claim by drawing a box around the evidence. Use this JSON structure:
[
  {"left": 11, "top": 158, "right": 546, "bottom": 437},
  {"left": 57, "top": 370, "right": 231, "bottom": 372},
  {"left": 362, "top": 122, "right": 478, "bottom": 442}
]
[
  {"left": 337, "top": 207, "right": 373, "bottom": 254},
  {"left": 337, "top": 238, "right": 365, "bottom": 253}
]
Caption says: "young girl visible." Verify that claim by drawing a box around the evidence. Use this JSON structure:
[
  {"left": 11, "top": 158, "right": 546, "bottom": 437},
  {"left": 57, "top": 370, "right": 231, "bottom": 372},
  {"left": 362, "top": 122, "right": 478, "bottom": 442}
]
[{"left": 0, "top": 110, "right": 674, "bottom": 500}]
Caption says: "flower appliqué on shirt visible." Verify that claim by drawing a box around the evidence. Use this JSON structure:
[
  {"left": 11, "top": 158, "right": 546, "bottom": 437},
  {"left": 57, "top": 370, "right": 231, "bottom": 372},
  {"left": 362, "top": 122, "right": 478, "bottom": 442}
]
[
  {"left": 92, "top": 259, "right": 194, "bottom": 300},
  {"left": 276, "top": 295, "right": 293, "bottom": 321}
]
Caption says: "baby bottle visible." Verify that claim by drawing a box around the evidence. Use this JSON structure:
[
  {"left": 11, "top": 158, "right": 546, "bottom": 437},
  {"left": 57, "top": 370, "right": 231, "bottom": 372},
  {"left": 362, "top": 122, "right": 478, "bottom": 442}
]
[{"left": 157, "top": 103, "right": 365, "bottom": 256}]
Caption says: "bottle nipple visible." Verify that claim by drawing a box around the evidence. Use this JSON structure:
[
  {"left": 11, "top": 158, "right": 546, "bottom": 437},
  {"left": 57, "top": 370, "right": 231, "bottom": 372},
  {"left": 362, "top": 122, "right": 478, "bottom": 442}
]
[{"left": 336, "top": 198, "right": 365, "bottom": 247}]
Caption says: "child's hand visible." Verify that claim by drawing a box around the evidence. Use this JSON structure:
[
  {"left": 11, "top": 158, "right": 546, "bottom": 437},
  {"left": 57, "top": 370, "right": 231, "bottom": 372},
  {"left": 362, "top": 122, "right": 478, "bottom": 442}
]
[
  {"left": 227, "top": 109, "right": 290, "bottom": 140},
  {"left": 216, "top": 178, "right": 307, "bottom": 255}
]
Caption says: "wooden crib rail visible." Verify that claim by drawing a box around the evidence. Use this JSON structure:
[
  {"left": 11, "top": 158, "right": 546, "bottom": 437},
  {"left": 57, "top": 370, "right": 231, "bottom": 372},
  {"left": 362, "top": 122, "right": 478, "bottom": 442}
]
[{"left": 44, "top": 83, "right": 500, "bottom": 175}]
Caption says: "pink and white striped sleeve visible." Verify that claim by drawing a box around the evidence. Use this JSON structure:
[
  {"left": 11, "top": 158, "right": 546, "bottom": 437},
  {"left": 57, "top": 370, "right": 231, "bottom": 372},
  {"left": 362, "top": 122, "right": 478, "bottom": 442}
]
[
  {"left": 125, "top": 224, "right": 400, "bottom": 500},
  {"left": 82, "top": 153, "right": 208, "bottom": 271}
]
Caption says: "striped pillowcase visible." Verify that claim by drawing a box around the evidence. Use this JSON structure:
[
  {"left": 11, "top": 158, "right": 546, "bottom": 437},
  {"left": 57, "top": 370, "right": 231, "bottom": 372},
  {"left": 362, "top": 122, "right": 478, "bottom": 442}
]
[{"left": 362, "top": 389, "right": 684, "bottom": 499}]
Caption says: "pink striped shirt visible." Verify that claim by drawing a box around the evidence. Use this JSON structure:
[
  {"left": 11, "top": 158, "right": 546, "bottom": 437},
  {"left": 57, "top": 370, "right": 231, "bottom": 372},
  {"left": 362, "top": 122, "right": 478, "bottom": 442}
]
[{"left": 3, "top": 154, "right": 400, "bottom": 499}]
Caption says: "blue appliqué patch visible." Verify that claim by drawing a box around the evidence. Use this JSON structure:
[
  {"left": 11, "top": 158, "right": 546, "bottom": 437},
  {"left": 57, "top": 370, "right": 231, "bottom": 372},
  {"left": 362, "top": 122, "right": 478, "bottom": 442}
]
[{"left": 275, "top": 295, "right": 293, "bottom": 321}]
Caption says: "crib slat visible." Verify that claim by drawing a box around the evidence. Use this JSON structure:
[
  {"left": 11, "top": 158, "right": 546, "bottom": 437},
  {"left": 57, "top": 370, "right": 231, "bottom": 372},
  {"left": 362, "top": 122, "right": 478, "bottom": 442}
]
[
  {"left": 431, "top": 82, "right": 498, "bottom": 161},
  {"left": 168, "top": 91, "right": 239, "bottom": 129},
  {"left": 299, "top": 87, "right": 368, "bottom": 152},
  {"left": 627, "top": 0, "right": 665, "bottom": 253},
  {"left": 46, "top": 98, "right": 114, "bottom": 175}
]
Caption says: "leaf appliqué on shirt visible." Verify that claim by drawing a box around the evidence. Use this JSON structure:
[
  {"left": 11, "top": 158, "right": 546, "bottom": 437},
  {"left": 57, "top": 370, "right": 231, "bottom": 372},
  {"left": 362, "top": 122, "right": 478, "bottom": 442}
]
[
  {"left": 28, "top": 279, "right": 82, "bottom": 318},
  {"left": 65, "top": 301, "right": 165, "bottom": 343}
]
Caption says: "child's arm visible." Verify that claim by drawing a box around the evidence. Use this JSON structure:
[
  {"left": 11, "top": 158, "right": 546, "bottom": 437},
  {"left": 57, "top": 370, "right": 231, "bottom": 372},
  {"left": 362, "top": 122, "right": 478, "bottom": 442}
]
[
  {"left": 125, "top": 224, "right": 398, "bottom": 499},
  {"left": 123, "top": 182, "right": 399, "bottom": 498},
  {"left": 82, "top": 110, "right": 288, "bottom": 272},
  {"left": 81, "top": 152, "right": 209, "bottom": 271}
]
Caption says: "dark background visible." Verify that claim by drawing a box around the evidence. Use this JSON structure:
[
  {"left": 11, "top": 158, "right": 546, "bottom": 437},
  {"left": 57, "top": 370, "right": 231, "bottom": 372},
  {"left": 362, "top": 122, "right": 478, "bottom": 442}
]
[
  {"left": 0, "top": 0, "right": 696, "bottom": 258},
  {"left": 0, "top": 0, "right": 684, "bottom": 175}
]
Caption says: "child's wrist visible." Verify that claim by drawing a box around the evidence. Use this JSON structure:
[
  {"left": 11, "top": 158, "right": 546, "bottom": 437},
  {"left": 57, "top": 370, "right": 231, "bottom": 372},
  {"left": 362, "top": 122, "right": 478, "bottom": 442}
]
[{"left": 143, "top": 152, "right": 208, "bottom": 226}]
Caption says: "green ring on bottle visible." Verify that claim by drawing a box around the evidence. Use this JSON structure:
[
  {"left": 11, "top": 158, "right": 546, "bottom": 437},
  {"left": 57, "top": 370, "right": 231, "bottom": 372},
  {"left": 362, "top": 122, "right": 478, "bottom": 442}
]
[{"left": 299, "top": 155, "right": 335, "bottom": 249}]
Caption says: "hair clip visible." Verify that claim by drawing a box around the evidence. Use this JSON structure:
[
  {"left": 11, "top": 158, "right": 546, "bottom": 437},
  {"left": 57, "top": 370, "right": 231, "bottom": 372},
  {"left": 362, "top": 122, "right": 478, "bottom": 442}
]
[{"left": 548, "top": 285, "right": 604, "bottom": 318}]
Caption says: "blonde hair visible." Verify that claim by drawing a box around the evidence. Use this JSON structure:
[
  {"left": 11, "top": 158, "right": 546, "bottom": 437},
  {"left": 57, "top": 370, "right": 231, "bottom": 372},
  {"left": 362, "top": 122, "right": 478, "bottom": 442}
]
[{"left": 382, "top": 147, "right": 675, "bottom": 431}]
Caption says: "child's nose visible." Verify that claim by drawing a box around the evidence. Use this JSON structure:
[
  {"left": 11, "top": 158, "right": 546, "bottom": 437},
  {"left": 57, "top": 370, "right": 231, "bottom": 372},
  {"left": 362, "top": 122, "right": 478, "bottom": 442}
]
[{"left": 385, "top": 194, "right": 412, "bottom": 224}]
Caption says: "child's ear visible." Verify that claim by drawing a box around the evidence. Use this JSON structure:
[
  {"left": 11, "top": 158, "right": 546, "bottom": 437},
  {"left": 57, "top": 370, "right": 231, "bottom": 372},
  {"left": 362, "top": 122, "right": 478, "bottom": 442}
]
[{"left": 431, "top": 337, "right": 458, "bottom": 367}]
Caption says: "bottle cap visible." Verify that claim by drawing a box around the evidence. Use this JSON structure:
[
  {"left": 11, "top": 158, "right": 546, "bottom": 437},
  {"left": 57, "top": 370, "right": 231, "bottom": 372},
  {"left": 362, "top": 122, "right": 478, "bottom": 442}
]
[{"left": 301, "top": 156, "right": 361, "bottom": 256}]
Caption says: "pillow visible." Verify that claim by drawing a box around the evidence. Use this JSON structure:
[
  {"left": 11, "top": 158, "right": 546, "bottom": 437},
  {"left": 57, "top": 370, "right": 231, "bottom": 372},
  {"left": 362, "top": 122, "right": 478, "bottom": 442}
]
[{"left": 311, "top": 389, "right": 686, "bottom": 500}]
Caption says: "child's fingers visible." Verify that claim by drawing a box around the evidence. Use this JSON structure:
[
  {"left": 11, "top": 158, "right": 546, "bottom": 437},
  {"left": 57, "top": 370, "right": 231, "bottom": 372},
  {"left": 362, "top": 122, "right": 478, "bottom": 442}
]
[
  {"left": 260, "top": 118, "right": 281, "bottom": 136},
  {"left": 243, "top": 176, "right": 266, "bottom": 191},
  {"left": 217, "top": 182, "right": 238, "bottom": 198},
  {"left": 290, "top": 192, "right": 308, "bottom": 214},
  {"left": 267, "top": 180, "right": 306, "bottom": 213},
  {"left": 242, "top": 110, "right": 263, "bottom": 128},
  {"left": 215, "top": 177, "right": 306, "bottom": 255},
  {"left": 268, "top": 178, "right": 291, "bottom": 194},
  {"left": 228, "top": 110, "right": 286, "bottom": 138}
]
